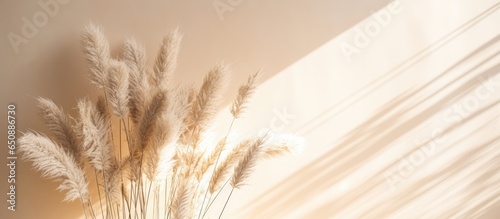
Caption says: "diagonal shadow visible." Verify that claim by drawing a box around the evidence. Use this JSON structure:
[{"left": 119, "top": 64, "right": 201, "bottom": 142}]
[
  {"left": 295, "top": 3, "right": 500, "bottom": 137},
  {"left": 301, "top": 99, "right": 500, "bottom": 219},
  {"left": 360, "top": 135, "right": 500, "bottom": 218},
  {"left": 434, "top": 162, "right": 500, "bottom": 219},
  {"left": 240, "top": 30, "right": 499, "bottom": 217},
  {"left": 304, "top": 114, "right": 500, "bottom": 218},
  {"left": 295, "top": 64, "right": 500, "bottom": 218},
  {"left": 242, "top": 43, "right": 500, "bottom": 218},
  {"left": 341, "top": 36, "right": 500, "bottom": 140}
]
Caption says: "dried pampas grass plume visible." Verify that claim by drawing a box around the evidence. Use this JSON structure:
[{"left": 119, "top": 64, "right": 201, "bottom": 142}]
[
  {"left": 77, "top": 97, "right": 116, "bottom": 172},
  {"left": 137, "top": 90, "right": 168, "bottom": 150},
  {"left": 231, "top": 71, "right": 260, "bottom": 118},
  {"left": 19, "top": 132, "right": 90, "bottom": 203},
  {"left": 106, "top": 60, "right": 130, "bottom": 118},
  {"left": 37, "top": 97, "right": 83, "bottom": 166},
  {"left": 153, "top": 28, "right": 182, "bottom": 89},
  {"left": 123, "top": 38, "right": 150, "bottom": 124},
  {"left": 144, "top": 120, "right": 177, "bottom": 184},
  {"left": 123, "top": 37, "right": 147, "bottom": 76},
  {"left": 209, "top": 138, "right": 251, "bottom": 193},
  {"left": 264, "top": 133, "right": 306, "bottom": 158},
  {"left": 171, "top": 179, "right": 192, "bottom": 219},
  {"left": 105, "top": 165, "right": 124, "bottom": 204},
  {"left": 181, "top": 64, "right": 228, "bottom": 147},
  {"left": 96, "top": 95, "right": 110, "bottom": 122},
  {"left": 196, "top": 138, "right": 227, "bottom": 180},
  {"left": 231, "top": 134, "right": 267, "bottom": 189},
  {"left": 81, "top": 23, "right": 110, "bottom": 88}
]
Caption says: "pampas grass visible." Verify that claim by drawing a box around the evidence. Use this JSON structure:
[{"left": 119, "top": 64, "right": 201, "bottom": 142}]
[
  {"left": 230, "top": 71, "right": 260, "bottom": 118},
  {"left": 153, "top": 28, "right": 182, "bottom": 89},
  {"left": 180, "top": 64, "right": 228, "bottom": 148},
  {"left": 19, "top": 132, "right": 90, "bottom": 203},
  {"left": 20, "top": 24, "right": 305, "bottom": 219},
  {"left": 77, "top": 97, "right": 116, "bottom": 172},
  {"left": 37, "top": 97, "right": 83, "bottom": 166},
  {"left": 106, "top": 60, "right": 130, "bottom": 118},
  {"left": 81, "top": 23, "right": 110, "bottom": 88},
  {"left": 123, "top": 38, "right": 150, "bottom": 125}
]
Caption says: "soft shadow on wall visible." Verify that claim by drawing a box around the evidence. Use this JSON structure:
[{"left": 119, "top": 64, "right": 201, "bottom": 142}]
[{"left": 241, "top": 4, "right": 500, "bottom": 218}]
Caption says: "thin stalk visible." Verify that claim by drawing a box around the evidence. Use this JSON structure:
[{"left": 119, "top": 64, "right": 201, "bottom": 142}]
[
  {"left": 116, "top": 205, "right": 120, "bottom": 219},
  {"left": 202, "top": 179, "right": 229, "bottom": 219},
  {"left": 120, "top": 118, "right": 131, "bottom": 151},
  {"left": 144, "top": 181, "right": 153, "bottom": 219},
  {"left": 152, "top": 186, "right": 157, "bottom": 219},
  {"left": 81, "top": 200, "right": 89, "bottom": 219},
  {"left": 167, "top": 127, "right": 197, "bottom": 219},
  {"left": 155, "top": 187, "right": 160, "bottom": 219},
  {"left": 218, "top": 187, "right": 234, "bottom": 219},
  {"left": 87, "top": 202, "right": 96, "bottom": 218},
  {"left": 198, "top": 119, "right": 235, "bottom": 219},
  {"left": 164, "top": 180, "right": 168, "bottom": 219},
  {"left": 134, "top": 159, "right": 145, "bottom": 218},
  {"left": 166, "top": 172, "right": 178, "bottom": 219},
  {"left": 103, "top": 91, "right": 116, "bottom": 158},
  {"left": 122, "top": 185, "right": 131, "bottom": 219},
  {"left": 141, "top": 178, "right": 146, "bottom": 213},
  {"left": 103, "top": 90, "right": 118, "bottom": 219},
  {"left": 130, "top": 180, "right": 136, "bottom": 219},
  {"left": 94, "top": 170, "right": 104, "bottom": 217},
  {"left": 102, "top": 170, "right": 112, "bottom": 219},
  {"left": 119, "top": 119, "right": 125, "bottom": 219}
]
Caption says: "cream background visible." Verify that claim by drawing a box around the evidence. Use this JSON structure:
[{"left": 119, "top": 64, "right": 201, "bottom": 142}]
[{"left": 1, "top": 0, "right": 499, "bottom": 218}]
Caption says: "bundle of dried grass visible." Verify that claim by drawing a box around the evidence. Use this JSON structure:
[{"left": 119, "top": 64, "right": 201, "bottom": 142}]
[{"left": 20, "top": 24, "right": 305, "bottom": 219}]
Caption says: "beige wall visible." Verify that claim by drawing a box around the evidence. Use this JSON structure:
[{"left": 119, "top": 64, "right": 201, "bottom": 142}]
[{"left": 1, "top": 0, "right": 499, "bottom": 218}]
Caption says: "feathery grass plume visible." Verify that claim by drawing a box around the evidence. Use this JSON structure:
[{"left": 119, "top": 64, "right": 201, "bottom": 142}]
[
  {"left": 171, "top": 144, "right": 189, "bottom": 176},
  {"left": 171, "top": 178, "right": 192, "bottom": 219},
  {"left": 230, "top": 71, "right": 260, "bottom": 118},
  {"left": 37, "top": 97, "right": 83, "bottom": 166},
  {"left": 231, "top": 134, "right": 268, "bottom": 189},
  {"left": 130, "top": 90, "right": 168, "bottom": 180},
  {"left": 137, "top": 90, "right": 168, "bottom": 150},
  {"left": 119, "top": 156, "right": 133, "bottom": 181},
  {"left": 77, "top": 97, "right": 116, "bottom": 172},
  {"left": 173, "top": 146, "right": 199, "bottom": 177},
  {"left": 81, "top": 23, "right": 110, "bottom": 88},
  {"left": 187, "top": 86, "right": 197, "bottom": 105},
  {"left": 178, "top": 86, "right": 197, "bottom": 144},
  {"left": 263, "top": 133, "right": 306, "bottom": 158},
  {"left": 128, "top": 135, "right": 142, "bottom": 182},
  {"left": 123, "top": 38, "right": 151, "bottom": 124},
  {"left": 180, "top": 64, "right": 228, "bottom": 147},
  {"left": 144, "top": 86, "right": 190, "bottom": 183},
  {"left": 19, "top": 132, "right": 90, "bottom": 203},
  {"left": 208, "top": 138, "right": 252, "bottom": 193},
  {"left": 143, "top": 120, "right": 177, "bottom": 184},
  {"left": 196, "top": 138, "right": 226, "bottom": 180},
  {"left": 106, "top": 60, "right": 130, "bottom": 118},
  {"left": 168, "top": 85, "right": 191, "bottom": 134},
  {"left": 145, "top": 142, "right": 176, "bottom": 185},
  {"left": 123, "top": 37, "right": 147, "bottom": 76},
  {"left": 105, "top": 164, "right": 123, "bottom": 204},
  {"left": 153, "top": 28, "right": 182, "bottom": 89},
  {"left": 96, "top": 95, "right": 111, "bottom": 124}
]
